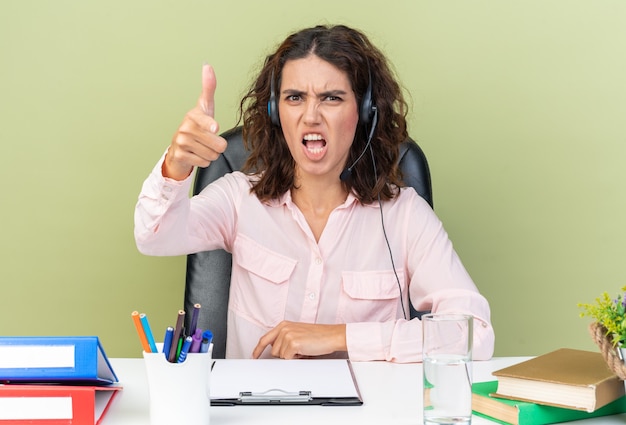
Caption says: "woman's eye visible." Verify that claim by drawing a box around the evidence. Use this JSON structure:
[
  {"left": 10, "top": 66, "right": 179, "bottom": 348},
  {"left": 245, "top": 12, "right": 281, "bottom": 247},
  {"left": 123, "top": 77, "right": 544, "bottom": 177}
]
[{"left": 286, "top": 95, "right": 301, "bottom": 102}]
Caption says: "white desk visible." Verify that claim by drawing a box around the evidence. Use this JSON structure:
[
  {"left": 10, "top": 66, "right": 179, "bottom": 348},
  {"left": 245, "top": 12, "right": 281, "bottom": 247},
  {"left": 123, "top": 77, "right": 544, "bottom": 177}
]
[{"left": 104, "top": 357, "right": 626, "bottom": 425}]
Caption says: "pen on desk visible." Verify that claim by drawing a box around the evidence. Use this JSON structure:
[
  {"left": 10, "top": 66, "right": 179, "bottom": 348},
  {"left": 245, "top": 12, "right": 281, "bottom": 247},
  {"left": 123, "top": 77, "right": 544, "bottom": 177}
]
[
  {"left": 139, "top": 313, "right": 158, "bottom": 353},
  {"left": 190, "top": 328, "right": 203, "bottom": 353},
  {"left": 131, "top": 311, "right": 152, "bottom": 353},
  {"left": 168, "top": 310, "right": 186, "bottom": 363},
  {"left": 177, "top": 336, "right": 193, "bottom": 363},
  {"left": 162, "top": 326, "right": 174, "bottom": 359},
  {"left": 200, "top": 330, "right": 213, "bottom": 353},
  {"left": 189, "top": 303, "right": 201, "bottom": 337}
]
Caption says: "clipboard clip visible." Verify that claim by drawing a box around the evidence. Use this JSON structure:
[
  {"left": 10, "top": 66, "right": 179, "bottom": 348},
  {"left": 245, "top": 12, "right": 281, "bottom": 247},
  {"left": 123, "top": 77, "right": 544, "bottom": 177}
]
[{"left": 239, "top": 389, "right": 312, "bottom": 403}]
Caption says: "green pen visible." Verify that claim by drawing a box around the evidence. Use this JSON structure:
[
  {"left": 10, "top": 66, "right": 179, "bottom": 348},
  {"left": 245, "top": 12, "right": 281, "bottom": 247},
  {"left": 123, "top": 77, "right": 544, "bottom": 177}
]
[{"left": 176, "top": 336, "right": 183, "bottom": 359}]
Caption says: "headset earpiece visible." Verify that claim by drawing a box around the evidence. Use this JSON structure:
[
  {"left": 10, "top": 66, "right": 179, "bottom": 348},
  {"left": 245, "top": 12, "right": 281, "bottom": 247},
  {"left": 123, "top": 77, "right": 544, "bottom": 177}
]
[
  {"left": 359, "top": 71, "right": 375, "bottom": 126},
  {"left": 358, "top": 64, "right": 376, "bottom": 125},
  {"left": 268, "top": 70, "right": 281, "bottom": 127}
]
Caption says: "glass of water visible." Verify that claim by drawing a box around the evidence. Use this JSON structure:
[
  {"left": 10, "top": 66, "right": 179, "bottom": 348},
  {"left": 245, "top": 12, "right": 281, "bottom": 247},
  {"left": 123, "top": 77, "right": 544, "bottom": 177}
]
[{"left": 422, "top": 314, "right": 473, "bottom": 425}]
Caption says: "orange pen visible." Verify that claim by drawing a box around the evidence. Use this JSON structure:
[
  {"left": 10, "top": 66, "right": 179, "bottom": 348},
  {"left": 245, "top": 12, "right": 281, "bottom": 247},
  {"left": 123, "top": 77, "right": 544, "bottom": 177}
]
[{"left": 131, "top": 311, "right": 152, "bottom": 353}]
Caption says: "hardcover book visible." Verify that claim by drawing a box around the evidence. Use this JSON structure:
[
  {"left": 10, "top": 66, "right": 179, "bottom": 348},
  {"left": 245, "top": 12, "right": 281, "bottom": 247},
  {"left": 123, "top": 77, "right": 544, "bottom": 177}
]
[
  {"left": 491, "top": 348, "right": 624, "bottom": 412},
  {"left": 472, "top": 380, "right": 626, "bottom": 425}
]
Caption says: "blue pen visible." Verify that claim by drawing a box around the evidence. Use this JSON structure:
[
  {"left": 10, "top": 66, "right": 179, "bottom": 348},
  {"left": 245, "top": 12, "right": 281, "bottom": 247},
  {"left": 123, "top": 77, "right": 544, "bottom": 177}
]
[
  {"left": 177, "top": 336, "right": 193, "bottom": 363},
  {"left": 200, "top": 330, "right": 213, "bottom": 353},
  {"left": 139, "top": 313, "right": 158, "bottom": 353},
  {"left": 162, "top": 326, "right": 174, "bottom": 360}
]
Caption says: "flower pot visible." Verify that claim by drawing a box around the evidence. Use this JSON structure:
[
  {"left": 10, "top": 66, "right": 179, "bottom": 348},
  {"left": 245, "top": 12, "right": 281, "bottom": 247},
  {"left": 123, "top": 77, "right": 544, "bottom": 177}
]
[
  {"left": 588, "top": 322, "right": 626, "bottom": 380},
  {"left": 619, "top": 346, "right": 626, "bottom": 363}
]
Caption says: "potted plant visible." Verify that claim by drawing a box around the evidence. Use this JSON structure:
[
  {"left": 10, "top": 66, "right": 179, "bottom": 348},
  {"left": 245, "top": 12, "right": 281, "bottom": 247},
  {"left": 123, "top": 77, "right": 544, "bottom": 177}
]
[{"left": 579, "top": 286, "right": 626, "bottom": 379}]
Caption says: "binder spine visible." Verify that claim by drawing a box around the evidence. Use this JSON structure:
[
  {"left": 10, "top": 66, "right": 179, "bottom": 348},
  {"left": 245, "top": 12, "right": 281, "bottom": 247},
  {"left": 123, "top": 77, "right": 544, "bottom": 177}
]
[
  {"left": 0, "top": 385, "right": 93, "bottom": 424},
  {"left": 0, "top": 336, "right": 117, "bottom": 384}
]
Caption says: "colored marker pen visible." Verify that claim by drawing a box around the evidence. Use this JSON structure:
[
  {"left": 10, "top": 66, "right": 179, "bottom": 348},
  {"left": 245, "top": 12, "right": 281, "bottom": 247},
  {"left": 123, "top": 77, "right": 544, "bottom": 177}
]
[
  {"left": 140, "top": 313, "right": 158, "bottom": 353},
  {"left": 177, "top": 336, "right": 193, "bottom": 363},
  {"left": 163, "top": 326, "right": 174, "bottom": 360},
  {"left": 190, "top": 329, "right": 203, "bottom": 353},
  {"left": 200, "top": 330, "right": 213, "bottom": 354},
  {"left": 168, "top": 310, "right": 185, "bottom": 363},
  {"left": 189, "top": 303, "right": 201, "bottom": 337},
  {"left": 175, "top": 336, "right": 183, "bottom": 360}
]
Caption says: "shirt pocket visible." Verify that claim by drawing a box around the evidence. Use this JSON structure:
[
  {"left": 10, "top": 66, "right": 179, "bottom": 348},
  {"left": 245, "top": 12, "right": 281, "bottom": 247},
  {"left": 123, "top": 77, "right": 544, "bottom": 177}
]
[
  {"left": 231, "top": 234, "right": 297, "bottom": 328},
  {"left": 337, "top": 270, "right": 404, "bottom": 323}
]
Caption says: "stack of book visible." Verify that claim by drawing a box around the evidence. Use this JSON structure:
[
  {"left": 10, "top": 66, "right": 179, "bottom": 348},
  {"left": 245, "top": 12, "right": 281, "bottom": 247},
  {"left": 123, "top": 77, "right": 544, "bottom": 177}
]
[
  {"left": 0, "top": 336, "right": 120, "bottom": 425},
  {"left": 472, "top": 348, "right": 626, "bottom": 425}
]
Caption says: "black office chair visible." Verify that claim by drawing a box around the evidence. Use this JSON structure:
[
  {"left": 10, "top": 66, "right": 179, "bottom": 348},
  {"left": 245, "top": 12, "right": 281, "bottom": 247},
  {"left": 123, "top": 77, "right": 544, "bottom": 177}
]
[{"left": 184, "top": 126, "right": 433, "bottom": 358}]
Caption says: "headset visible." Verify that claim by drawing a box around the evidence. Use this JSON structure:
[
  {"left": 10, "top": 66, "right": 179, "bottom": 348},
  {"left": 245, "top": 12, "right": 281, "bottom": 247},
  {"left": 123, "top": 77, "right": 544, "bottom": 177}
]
[
  {"left": 267, "top": 68, "right": 375, "bottom": 127},
  {"left": 268, "top": 72, "right": 280, "bottom": 126}
]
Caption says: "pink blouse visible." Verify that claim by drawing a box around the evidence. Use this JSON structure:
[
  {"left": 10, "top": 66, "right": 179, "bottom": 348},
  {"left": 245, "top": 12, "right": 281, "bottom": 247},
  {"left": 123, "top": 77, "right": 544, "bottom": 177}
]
[{"left": 134, "top": 156, "right": 495, "bottom": 362}]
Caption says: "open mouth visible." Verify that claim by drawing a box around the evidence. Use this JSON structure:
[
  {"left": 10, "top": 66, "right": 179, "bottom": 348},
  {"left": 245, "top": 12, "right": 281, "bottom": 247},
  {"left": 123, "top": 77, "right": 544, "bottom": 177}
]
[{"left": 302, "top": 133, "right": 326, "bottom": 154}]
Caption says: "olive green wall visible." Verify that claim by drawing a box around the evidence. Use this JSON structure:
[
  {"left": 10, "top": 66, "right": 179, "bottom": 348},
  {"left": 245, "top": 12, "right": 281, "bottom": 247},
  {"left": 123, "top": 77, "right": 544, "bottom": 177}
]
[{"left": 1, "top": 1, "right": 624, "bottom": 358}]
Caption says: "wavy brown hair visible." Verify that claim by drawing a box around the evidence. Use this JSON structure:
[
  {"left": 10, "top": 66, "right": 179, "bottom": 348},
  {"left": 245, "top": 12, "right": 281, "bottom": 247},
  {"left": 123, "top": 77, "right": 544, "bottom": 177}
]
[{"left": 239, "top": 24, "right": 408, "bottom": 204}]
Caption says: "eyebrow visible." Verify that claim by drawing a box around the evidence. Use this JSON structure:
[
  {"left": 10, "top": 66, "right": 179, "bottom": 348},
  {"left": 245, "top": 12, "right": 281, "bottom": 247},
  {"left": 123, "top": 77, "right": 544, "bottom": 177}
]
[{"left": 282, "top": 89, "right": 349, "bottom": 97}]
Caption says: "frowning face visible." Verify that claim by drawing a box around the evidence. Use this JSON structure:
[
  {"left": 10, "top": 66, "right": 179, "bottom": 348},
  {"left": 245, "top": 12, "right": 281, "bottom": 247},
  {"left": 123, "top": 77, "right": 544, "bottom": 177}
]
[{"left": 278, "top": 54, "right": 359, "bottom": 184}]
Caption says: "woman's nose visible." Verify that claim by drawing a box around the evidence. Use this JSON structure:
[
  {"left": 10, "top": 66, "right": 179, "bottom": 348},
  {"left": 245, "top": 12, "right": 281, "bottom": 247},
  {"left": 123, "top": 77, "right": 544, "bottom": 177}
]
[{"left": 303, "top": 99, "right": 321, "bottom": 124}]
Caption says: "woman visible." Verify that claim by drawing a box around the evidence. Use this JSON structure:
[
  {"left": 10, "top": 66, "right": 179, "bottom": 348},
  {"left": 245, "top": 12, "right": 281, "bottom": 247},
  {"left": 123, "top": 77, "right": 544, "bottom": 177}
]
[{"left": 134, "top": 24, "right": 495, "bottom": 362}]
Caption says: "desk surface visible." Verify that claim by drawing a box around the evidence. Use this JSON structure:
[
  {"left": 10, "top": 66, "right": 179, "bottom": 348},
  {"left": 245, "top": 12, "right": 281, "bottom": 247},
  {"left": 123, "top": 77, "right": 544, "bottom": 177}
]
[{"left": 104, "top": 357, "right": 626, "bottom": 425}]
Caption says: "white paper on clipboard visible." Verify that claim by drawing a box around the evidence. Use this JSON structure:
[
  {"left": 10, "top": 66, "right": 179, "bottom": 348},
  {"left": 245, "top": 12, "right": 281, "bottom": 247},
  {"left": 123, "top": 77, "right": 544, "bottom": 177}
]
[{"left": 210, "top": 359, "right": 362, "bottom": 405}]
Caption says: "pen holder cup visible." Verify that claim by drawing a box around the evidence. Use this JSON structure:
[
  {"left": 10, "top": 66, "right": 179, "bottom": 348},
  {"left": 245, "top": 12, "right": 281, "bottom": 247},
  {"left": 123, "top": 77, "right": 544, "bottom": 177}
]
[{"left": 143, "top": 343, "right": 213, "bottom": 425}]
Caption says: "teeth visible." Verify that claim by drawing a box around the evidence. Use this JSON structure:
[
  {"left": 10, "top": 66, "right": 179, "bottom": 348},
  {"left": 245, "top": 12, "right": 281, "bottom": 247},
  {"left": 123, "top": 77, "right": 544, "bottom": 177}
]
[
  {"left": 303, "top": 134, "right": 323, "bottom": 141},
  {"left": 308, "top": 147, "right": 324, "bottom": 154}
]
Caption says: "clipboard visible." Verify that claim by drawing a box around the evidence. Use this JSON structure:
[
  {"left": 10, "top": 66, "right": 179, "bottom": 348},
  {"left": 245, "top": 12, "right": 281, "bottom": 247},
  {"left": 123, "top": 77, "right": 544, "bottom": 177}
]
[{"left": 210, "top": 359, "right": 363, "bottom": 406}]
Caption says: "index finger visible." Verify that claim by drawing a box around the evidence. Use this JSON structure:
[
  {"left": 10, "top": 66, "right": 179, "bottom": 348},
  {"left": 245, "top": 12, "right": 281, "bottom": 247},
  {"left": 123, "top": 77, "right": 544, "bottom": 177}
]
[
  {"left": 199, "top": 63, "right": 217, "bottom": 117},
  {"left": 252, "top": 326, "right": 280, "bottom": 359}
]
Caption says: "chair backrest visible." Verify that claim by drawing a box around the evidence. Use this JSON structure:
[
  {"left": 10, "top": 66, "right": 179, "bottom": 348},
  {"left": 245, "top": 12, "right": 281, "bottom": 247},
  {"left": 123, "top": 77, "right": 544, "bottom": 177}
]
[{"left": 184, "top": 126, "right": 433, "bottom": 358}]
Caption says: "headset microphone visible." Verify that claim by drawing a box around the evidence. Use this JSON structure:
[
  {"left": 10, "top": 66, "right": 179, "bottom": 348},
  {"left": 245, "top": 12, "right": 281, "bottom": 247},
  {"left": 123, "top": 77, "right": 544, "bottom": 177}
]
[
  {"left": 339, "top": 167, "right": 353, "bottom": 182},
  {"left": 339, "top": 106, "right": 378, "bottom": 182}
]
